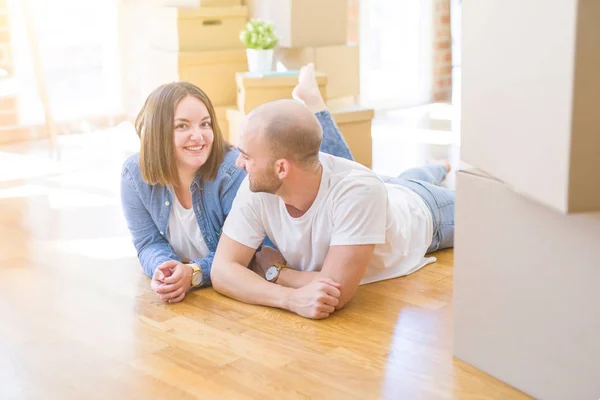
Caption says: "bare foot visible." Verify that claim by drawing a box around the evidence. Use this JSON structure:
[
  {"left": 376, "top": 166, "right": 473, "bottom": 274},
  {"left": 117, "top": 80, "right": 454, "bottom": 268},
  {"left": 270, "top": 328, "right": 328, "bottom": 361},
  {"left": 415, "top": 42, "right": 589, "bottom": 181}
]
[
  {"left": 432, "top": 159, "right": 451, "bottom": 173},
  {"left": 292, "top": 63, "right": 327, "bottom": 113}
]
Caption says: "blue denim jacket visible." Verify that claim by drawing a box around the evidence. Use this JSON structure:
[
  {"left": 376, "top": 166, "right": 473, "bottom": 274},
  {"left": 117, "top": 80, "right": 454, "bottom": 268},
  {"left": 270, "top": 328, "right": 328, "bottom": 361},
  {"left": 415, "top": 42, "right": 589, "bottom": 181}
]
[{"left": 120, "top": 110, "right": 353, "bottom": 288}]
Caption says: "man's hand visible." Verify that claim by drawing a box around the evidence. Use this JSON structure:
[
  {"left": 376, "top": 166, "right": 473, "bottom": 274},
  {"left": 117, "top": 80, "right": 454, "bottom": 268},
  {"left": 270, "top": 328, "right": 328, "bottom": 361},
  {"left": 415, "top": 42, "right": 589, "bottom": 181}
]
[
  {"left": 151, "top": 260, "right": 193, "bottom": 303},
  {"left": 251, "top": 246, "right": 287, "bottom": 279},
  {"left": 286, "top": 278, "right": 341, "bottom": 319}
]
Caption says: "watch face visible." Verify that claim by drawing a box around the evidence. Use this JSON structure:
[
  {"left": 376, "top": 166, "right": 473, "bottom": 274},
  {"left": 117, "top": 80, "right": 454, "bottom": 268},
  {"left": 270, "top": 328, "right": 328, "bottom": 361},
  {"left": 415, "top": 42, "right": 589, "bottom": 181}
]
[
  {"left": 265, "top": 266, "right": 279, "bottom": 281},
  {"left": 191, "top": 272, "right": 202, "bottom": 286}
]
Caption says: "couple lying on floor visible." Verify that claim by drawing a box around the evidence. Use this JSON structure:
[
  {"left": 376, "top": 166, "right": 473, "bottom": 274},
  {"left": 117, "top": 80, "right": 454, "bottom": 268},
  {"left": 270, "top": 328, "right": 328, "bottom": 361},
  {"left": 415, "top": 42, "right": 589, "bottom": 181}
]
[{"left": 121, "top": 64, "right": 455, "bottom": 319}]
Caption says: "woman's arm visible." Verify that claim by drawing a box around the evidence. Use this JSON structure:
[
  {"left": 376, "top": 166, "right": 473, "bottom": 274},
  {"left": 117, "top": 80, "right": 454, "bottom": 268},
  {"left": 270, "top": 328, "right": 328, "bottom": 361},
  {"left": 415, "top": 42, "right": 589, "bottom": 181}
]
[{"left": 120, "top": 167, "right": 181, "bottom": 278}]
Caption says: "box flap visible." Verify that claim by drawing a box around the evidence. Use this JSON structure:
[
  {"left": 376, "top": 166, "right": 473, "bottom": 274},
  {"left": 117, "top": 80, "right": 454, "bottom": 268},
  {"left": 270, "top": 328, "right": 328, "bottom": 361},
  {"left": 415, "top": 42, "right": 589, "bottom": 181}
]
[
  {"left": 177, "top": 48, "right": 247, "bottom": 66},
  {"left": 214, "top": 105, "right": 237, "bottom": 119},
  {"left": 226, "top": 107, "right": 245, "bottom": 122},
  {"left": 236, "top": 71, "right": 327, "bottom": 88},
  {"left": 329, "top": 104, "right": 374, "bottom": 123},
  {"left": 178, "top": 5, "right": 247, "bottom": 19}
]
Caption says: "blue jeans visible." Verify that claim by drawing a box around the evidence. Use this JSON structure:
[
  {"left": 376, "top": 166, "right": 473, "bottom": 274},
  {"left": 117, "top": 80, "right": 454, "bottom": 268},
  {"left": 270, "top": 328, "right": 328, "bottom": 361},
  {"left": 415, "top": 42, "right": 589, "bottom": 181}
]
[{"left": 383, "top": 165, "right": 455, "bottom": 253}]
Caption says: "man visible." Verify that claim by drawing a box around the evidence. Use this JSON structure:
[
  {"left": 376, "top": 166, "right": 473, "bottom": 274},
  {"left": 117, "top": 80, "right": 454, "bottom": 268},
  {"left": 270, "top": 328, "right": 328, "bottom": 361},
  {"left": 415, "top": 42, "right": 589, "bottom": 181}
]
[{"left": 211, "top": 73, "right": 455, "bottom": 320}]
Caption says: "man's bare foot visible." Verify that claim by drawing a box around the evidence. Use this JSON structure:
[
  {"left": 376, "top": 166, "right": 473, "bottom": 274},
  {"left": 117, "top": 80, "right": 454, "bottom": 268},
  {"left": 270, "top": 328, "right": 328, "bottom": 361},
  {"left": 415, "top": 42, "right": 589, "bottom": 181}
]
[{"left": 292, "top": 63, "right": 327, "bottom": 113}]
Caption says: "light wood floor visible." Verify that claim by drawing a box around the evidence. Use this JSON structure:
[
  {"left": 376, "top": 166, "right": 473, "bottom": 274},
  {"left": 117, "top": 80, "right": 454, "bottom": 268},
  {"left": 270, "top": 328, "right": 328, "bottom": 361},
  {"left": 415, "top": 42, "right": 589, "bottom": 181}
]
[{"left": 0, "top": 132, "right": 530, "bottom": 399}]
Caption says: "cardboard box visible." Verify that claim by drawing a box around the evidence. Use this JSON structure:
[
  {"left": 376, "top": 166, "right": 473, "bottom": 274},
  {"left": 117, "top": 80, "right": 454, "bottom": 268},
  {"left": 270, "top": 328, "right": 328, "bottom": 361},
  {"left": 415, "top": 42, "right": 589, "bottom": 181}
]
[
  {"left": 454, "top": 169, "right": 600, "bottom": 400},
  {"left": 250, "top": 0, "right": 348, "bottom": 48},
  {"left": 225, "top": 107, "right": 245, "bottom": 144},
  {"left": 147, "top": 6, "right": 247, "bottom": 52},
  {"left": 214, "top": 105, "right": 236, "bottom": 140},
  {"left": 235, "top": 71, "right": 327, "bottom": 114},
  {"left": 461, "top": 0, "right": 600, "bottom": 213},
  {"left": 0, "top": 110, "right": 17, "bottom": 126},
  {"left": 156, "top": 0, "right": 241, "bottom": 6},
  {"left": 275, "top": 44, "right": 359, "bottom": 100},
  {"left": 330, "top": 104, "right": 373, "bottom": 168},
  {"left": 227, "top": 103, "right": 373, "bottom": 168},
  {"left": 0, "top": 95, "right": 16, "bottom": 112},
  {"left": 145, "top": 48, "right": 248, "bottom": 107}
]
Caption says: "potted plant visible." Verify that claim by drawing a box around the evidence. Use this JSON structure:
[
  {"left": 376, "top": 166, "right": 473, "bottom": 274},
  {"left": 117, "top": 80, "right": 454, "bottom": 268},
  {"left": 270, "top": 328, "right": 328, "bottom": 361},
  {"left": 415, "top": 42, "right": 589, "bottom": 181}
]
[{"left": 240, "top": 19, "right": 278, "bottom": 73}]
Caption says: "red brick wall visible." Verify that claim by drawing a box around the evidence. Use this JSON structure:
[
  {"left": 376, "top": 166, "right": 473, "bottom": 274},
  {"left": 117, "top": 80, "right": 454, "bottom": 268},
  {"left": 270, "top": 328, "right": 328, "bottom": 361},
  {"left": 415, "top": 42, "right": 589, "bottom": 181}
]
[
  {"left": 348, "top": 0, "right": 359, "bottom": 44},
  {"left": 433, "top": 0, "right": 452, "bottom": 102}
]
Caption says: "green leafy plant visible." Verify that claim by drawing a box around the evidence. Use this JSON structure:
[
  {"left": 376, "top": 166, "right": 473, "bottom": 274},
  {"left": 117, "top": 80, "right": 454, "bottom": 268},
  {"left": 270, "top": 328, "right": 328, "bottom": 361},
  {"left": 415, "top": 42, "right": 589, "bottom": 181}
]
[{"left": 240, "top": 19, "right": 278, "bottom": 50}]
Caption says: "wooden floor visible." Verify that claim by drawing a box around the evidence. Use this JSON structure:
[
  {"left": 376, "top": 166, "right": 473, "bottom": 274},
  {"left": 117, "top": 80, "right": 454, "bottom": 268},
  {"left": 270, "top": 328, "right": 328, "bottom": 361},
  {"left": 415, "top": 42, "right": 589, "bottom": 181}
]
[{"left": 0, "top": 131, "right": 530, "bottom": 399}]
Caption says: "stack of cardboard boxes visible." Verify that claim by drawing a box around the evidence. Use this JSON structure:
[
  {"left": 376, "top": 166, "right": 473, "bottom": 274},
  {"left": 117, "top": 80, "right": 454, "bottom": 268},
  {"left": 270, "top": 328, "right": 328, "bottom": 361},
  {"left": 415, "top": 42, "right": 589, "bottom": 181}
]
[
  {"left": 455, "top": 1, "right": 600, "bottom": 399},
  {"left": 139, "top": 0, "right": 372, "bottom": 168},
  {"left": 227, "top": 0, "right": 374, "bottom": 168},
  {"left": 142, "top": 0, "right": 249, "bottom": 138}
]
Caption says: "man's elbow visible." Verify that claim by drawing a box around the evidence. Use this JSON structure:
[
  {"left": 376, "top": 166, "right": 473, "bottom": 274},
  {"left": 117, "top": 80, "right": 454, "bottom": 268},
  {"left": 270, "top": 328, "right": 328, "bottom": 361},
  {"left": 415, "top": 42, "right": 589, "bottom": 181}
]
[
  {"left": 334, "top": 287, "right": 358, "bottom": 311},
  {"left": 210, "top": 262, "right": 227, "bottom": 293},
  {"left": 335, "top": 297, "right": 351, "bottom": 311}
]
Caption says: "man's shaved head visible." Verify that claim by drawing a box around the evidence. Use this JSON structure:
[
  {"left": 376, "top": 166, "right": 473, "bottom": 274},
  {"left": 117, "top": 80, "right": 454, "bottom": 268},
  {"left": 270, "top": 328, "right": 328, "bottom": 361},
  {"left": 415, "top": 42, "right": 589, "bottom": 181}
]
[{"left": 244, "top": 99, "right": 323, "bottom": 166}]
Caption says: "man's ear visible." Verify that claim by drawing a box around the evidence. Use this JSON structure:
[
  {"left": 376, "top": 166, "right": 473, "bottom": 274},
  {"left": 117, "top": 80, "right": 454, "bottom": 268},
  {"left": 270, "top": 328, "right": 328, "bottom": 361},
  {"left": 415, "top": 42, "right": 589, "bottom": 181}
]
[{"left": 275, "top": 159, "right": 291, "bottom": 179}]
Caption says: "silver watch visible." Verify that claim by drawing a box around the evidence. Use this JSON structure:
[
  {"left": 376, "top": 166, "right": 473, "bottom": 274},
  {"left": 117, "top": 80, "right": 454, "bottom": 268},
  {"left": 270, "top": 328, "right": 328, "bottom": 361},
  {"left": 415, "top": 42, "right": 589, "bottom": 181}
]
[{"left": 265, "top": 264, "right": 285, "bottom": 282}]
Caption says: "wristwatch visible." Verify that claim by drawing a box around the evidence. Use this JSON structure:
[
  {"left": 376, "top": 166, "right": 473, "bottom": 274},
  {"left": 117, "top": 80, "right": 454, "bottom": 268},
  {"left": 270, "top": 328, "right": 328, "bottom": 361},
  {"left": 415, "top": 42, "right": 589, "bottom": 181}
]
[
  {"left": 265, "top": 263, "right": 287, "bottom": 283},
  {"left": 189, "top": 263, "right": 203, "bottom": 288}
]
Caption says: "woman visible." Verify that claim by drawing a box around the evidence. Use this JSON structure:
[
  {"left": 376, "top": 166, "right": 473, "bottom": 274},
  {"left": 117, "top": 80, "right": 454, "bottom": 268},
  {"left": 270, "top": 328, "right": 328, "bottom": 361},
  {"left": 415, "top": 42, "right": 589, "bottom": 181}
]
[{"left": 120, "top": 64, "right": 354, "bottom": 303}]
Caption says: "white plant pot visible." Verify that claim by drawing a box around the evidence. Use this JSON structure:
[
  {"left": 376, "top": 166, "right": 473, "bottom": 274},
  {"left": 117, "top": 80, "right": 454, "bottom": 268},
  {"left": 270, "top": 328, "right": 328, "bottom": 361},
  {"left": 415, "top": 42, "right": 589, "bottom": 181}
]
[{"left": 246, "top": 49, "right": 274, "bottom": 73}]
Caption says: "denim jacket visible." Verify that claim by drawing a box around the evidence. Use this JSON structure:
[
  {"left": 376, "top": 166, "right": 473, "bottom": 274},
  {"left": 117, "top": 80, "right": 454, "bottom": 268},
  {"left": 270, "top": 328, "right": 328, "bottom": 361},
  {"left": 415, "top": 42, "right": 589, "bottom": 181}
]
[{"left": 120, "top": 110, "right": 353, "bottom": 288}]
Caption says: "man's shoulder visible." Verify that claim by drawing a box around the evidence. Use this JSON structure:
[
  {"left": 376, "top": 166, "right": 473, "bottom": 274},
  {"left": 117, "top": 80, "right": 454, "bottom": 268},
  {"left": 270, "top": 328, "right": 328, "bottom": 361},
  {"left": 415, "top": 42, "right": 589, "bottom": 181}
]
[
  {"left": 320, "top": 152, "right": 375, "bottom": 176},
  {"left": 321, "top": 153, "right": 383, "bottom": 190}
]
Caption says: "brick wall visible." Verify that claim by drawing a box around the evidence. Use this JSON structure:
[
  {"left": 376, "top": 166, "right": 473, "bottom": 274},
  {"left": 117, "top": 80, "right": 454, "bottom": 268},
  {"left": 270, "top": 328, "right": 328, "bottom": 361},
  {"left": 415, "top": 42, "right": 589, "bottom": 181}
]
[
  {"left": 433, "top": 0, "right": 452, "bottom": 102},
  {"left": 348, "top": 0, "right": 358, "bottom": 44}
]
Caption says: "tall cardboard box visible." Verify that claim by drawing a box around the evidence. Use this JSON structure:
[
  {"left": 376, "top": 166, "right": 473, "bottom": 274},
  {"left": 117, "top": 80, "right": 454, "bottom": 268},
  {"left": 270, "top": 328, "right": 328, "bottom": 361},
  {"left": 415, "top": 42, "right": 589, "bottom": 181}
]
[
  {"left": 145, "top": 48, "right": 248, "bottom": 107},
  {"left": 330, "top": 104, "right": 373, "bottom": 168},
  {"left": 214, "top": 105, "right": 236, "bottom": 140},
  {"left": 250, "top": 0, "right": 348, "bottom": 48},
  {"left": 147, "top": 6, "right": 247, "bottom": 52},
  {"left": 276, "top": 45, "right": 359, "bottom": 100},
  {"left": 227, "top": 104, "right": 373, "bottom": 169},
  {"left": 454, "top": 169, "right": 600, "bottom": 400},
  {"left": 462, "top": 0, "right": 600, "bottom": 213},
  {"left": 225, "top": 107, "right": 245, "bottom": 144},
  {"left": 236, "top": 72, "right": 327, "bottom": 114}
]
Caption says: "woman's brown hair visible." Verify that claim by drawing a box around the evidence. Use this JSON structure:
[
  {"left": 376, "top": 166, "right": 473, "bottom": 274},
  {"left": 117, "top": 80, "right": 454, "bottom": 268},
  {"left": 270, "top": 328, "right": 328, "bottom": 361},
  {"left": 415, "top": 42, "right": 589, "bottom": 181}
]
[{"left": 135, "top": 82, "right": 230, "bottom": 186}]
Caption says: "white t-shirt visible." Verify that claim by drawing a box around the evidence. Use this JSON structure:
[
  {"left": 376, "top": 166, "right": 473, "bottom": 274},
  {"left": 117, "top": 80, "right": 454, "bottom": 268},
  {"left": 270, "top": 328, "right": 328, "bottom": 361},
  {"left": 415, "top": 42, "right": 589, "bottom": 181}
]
[
  {"left": 223, "top": 153, "right": 436, "bottom": 285},
  {"left": 167, "top": 193, "right": 210, "bottom": 263}
]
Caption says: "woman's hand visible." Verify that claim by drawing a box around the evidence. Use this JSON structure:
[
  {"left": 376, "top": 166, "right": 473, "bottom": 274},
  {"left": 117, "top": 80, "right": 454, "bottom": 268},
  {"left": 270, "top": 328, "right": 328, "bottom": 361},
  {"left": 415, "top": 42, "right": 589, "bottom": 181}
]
[{"left": 151, "top": 260, "right": 193, "bottom": 303}]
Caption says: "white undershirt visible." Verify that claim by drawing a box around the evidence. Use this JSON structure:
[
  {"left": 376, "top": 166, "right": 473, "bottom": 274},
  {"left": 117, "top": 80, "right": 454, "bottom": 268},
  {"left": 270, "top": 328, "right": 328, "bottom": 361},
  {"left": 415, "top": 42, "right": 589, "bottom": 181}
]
[
  {"left": 224, "top": 153, "right": 435, "bottom": 285},
  {"left": 167, "top": 193, "right": 210, "bottom": 263}
]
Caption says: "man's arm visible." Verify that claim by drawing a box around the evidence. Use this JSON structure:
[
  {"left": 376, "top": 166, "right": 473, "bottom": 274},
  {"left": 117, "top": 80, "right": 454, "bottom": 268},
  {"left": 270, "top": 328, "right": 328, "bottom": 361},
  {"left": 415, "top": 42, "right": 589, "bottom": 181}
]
[
  {"left": 211, "top": 234, "right": 292, "bottom": 309},
  {"left": 276, "top": 244, "right": 374, "bottom": 308},
  {"left": 316, "top": 244, "right": 375, "bottom": 309},
  {"left": 211, "top": 234, "right": 342, "bottom": 319},
  {"left": 276, "top": 268, "right": 318, "bottom": 288}
]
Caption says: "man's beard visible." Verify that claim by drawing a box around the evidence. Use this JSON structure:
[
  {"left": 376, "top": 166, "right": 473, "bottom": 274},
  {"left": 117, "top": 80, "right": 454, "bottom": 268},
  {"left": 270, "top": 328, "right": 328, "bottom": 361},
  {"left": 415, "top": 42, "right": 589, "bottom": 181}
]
[{"left": 249, "top": 170, "right": 282, "bottom": 194}]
